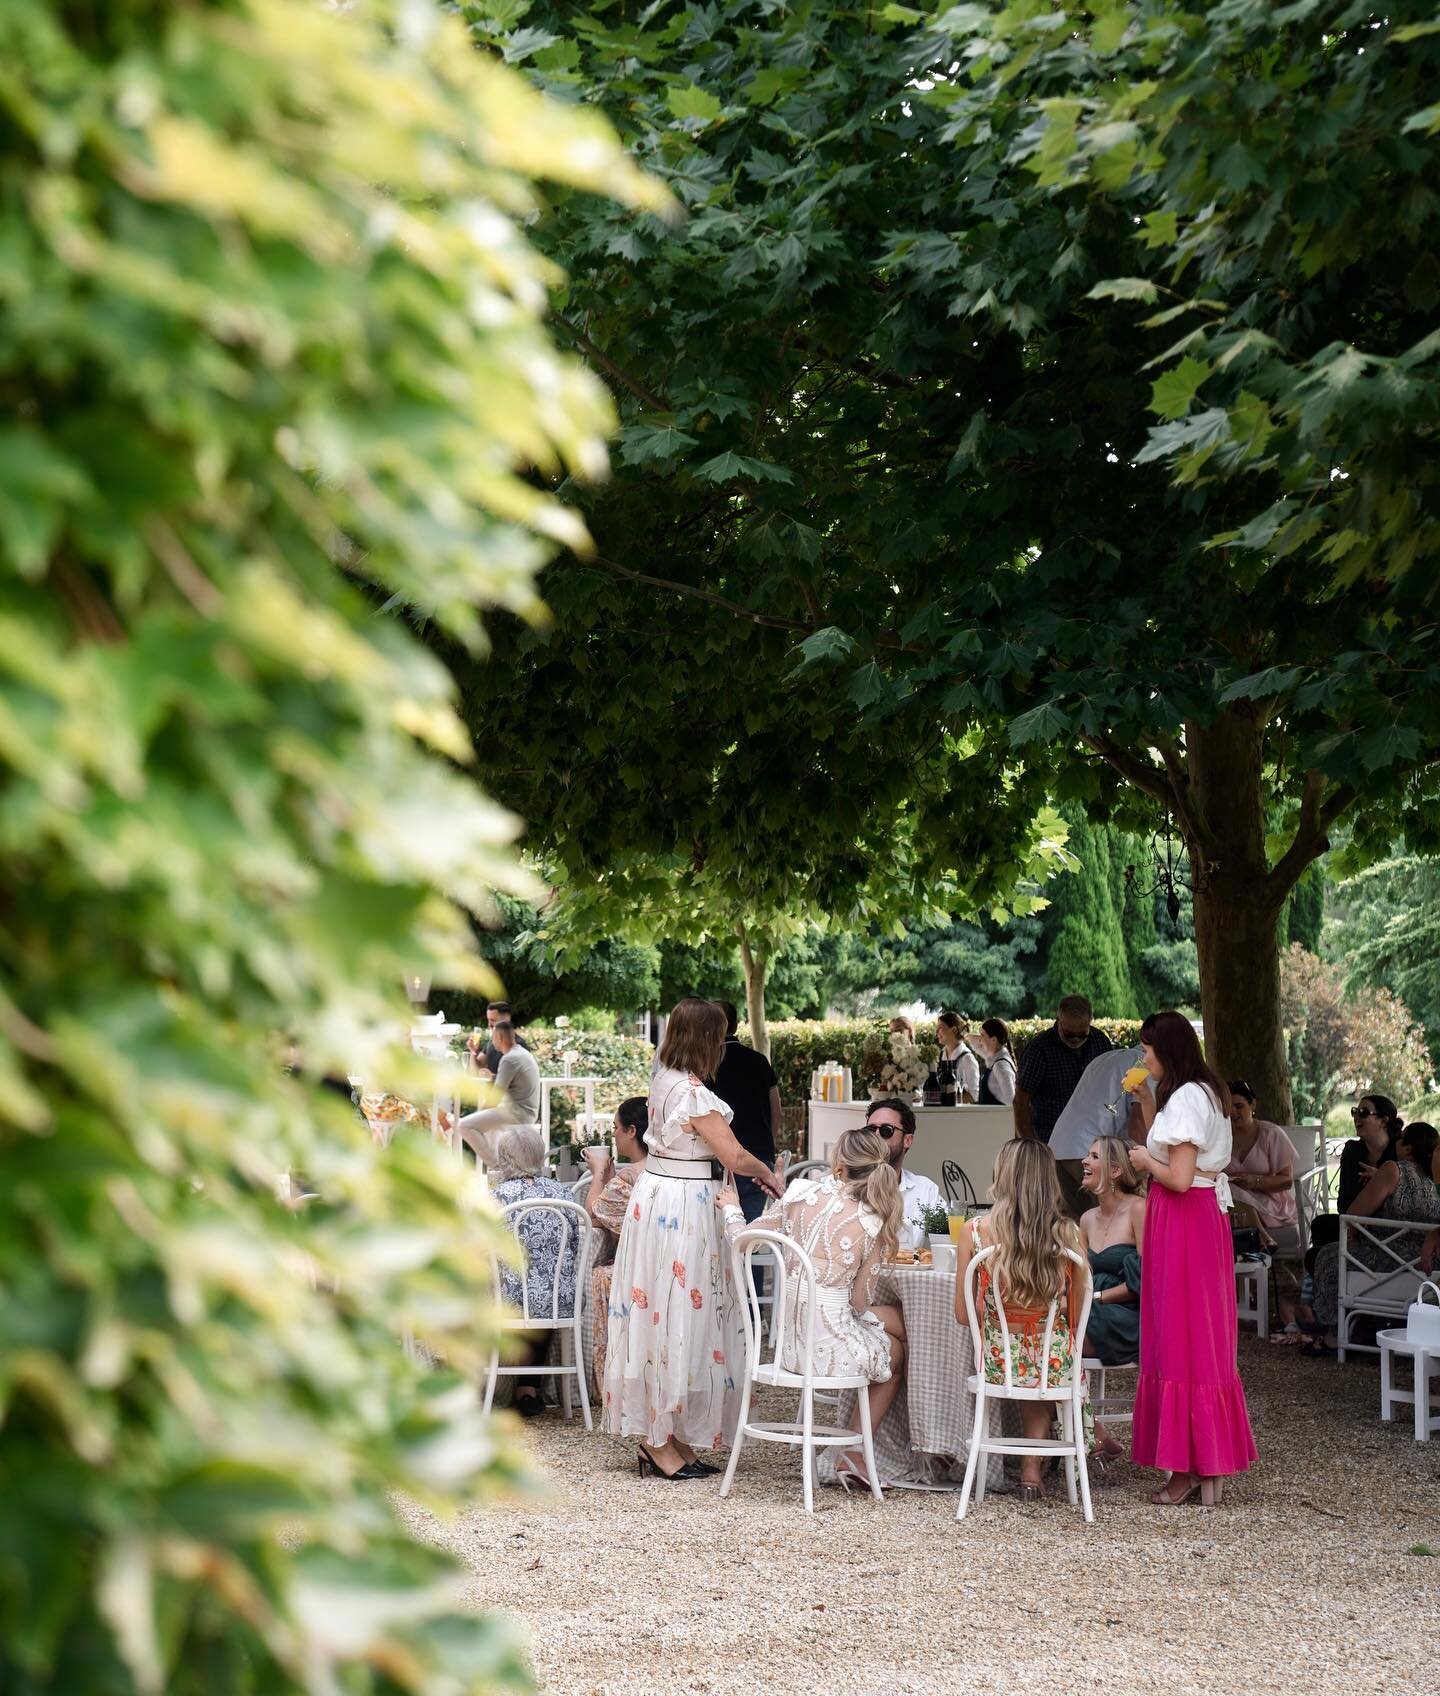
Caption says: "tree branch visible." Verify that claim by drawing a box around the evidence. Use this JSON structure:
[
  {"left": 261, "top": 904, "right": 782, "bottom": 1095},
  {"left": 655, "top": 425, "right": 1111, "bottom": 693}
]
[
  {"left": 1268, "top": 768, "right": 1355, "bottom": 897},
  {"left": 578, "top": 557, "right": 925, "bottom": 650},
  {"left": 585, "top": 556, "right": 814, "bottom": 636},
  {"left": 1081, "top": 732, "right": 1178, "bottom": 813},
  {"left": 550, "top": 314, "right": 670, "bottom": 413}
]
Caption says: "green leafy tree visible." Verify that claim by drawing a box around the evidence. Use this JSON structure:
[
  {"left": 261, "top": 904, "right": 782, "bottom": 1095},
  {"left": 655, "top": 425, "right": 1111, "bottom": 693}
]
[
  {"left": 1280, "top": 945, "right": 1431, "bottom": 1120},
  {"left": 475, "top": 0, "right": 1440, "bottom": 1116},
  {"left": 1040, "top": 810, "right": 1135, "bottom": 1016},
  {"left": 0, "top": 4, "right": 660, "bottom": 1692},
  {"left": 1326, "top": 856, "right": 1440, "bottom": 1064}
]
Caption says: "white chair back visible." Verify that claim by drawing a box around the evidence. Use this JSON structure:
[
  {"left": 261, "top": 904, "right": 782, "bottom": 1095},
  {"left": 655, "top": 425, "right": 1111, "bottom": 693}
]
[
  {"left": 570, "top": 1175, "right": 593, "bottom": 1205},
  {"left": 960, "top": 1243, "right": 1092, "bottom": 1396},
  {"left": 733, "top": 1228, "right": 812, "bottom": 1380},
  {"left": 722, "top": 1226, "right": 883, "bottom": 1513},
  {"left": 1281, "top": 1124, "right": 1323, "bottom": 1173},
  {"left": 784, "top": 1158, "right": 829, "bottom": 1186},
  {"left": 495, "top": 1197, "right": 593, "bottom": 1325},
  {"left": 1337, "top": 1213, "right": 1440, "bottom": 1359}
]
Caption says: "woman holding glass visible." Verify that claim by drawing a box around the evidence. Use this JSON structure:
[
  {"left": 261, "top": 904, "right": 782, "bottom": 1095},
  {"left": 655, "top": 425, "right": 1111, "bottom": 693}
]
[{"left": 1127, "top": 1011, "right": 1257, "bottom": 1507}]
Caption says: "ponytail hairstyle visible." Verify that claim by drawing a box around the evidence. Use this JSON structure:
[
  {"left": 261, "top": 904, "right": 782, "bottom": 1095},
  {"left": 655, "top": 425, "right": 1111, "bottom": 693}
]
[
  {"left": 937, "top": 1011, "right": 967, "bottom": 1048},
  {"left": 1090, "top": 1134, "right": 1142, "bottom": 1198},
  {"left": 987, "top": 1139, "right": 1081, "bottom": 1311},
  {"left": 833, "top": 1128, "right": 904, "bottom": 1265},
  {"left": 980, "top": 1017, "right": 1014, "bottom": 1059}
]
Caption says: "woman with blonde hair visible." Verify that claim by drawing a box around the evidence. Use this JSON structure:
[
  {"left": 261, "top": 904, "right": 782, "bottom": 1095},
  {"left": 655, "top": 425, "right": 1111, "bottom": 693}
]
[
  {"left": 718, "top": 1126, "right": 908, "bottom": 1489},
  {"left": 602, "top": 997, "right": 782, "bottom": 1480},
  {"left": 956, "top": 1138, "right": 1092, "bottom": 1500},
  {"left": 1079, "top": 1135, "right": 1146, "bottom": 1463}
]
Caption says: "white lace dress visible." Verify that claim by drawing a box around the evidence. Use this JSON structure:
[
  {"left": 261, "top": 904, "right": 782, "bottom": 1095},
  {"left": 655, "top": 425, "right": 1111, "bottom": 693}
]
[
  {"left": 722, "top": 1176, "right": 892, "bottom": 1382},
  {"left": 601, "top": 1069, "right": 744, "bottom": 1451}
]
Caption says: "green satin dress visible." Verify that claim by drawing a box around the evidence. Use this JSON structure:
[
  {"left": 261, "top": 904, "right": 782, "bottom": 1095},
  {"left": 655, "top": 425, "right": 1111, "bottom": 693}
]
[{"left": 1085, "top": 1244, "right": 1142, "bottom": 1364}]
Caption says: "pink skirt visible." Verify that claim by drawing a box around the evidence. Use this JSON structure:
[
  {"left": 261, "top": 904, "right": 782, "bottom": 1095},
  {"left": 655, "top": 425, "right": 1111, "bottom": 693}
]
[{"left": 1131, "top": 1183, "right": 1258, "bottom": 1477}]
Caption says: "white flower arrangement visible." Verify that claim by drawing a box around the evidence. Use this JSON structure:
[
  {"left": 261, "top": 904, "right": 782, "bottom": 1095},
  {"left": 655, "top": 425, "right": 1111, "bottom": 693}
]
[{"left": 861, "top": 1030, "right": 928, "bottom": 1096}]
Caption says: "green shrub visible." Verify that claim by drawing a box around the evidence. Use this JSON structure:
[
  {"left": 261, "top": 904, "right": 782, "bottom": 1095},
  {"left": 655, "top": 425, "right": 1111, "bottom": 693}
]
[{"left": 0, "top": 4, "right": 660, "bottom": 1693}]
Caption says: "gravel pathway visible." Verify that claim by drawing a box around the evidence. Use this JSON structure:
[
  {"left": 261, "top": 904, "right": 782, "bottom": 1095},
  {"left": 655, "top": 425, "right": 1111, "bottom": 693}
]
[{"left": 407, "top": 1339, "right": 1440, "bottom": 1695}]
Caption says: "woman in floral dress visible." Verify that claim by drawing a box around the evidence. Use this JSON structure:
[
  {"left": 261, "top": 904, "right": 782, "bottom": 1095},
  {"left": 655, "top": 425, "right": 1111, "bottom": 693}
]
[
  {"left": 582, "top": 1096, "right": 649, "bottom": 1396},
  {"left": 956, "top": 1138, "right": 1093, "bottom": 1499},
  {"left": 602, "top": 998, "right": 782, "bottom": 1480}
]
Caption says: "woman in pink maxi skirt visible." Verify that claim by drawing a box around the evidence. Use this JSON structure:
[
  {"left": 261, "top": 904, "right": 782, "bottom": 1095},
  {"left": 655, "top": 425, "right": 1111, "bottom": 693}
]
[{"left": 1128, "top": 1011, "right": 1257, "bottom": 1506}]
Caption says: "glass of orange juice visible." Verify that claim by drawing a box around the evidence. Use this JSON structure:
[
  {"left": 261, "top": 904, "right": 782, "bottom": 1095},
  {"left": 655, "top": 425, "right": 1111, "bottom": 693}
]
[{"left": 947, "top": 1208, "right": 967, "bottom": 1247}]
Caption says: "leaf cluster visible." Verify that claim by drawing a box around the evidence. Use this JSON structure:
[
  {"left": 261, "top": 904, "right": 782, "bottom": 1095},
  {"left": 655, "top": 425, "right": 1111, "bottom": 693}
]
[{"left": 0, "top": 3, "right": 651, "bottom": 1690}]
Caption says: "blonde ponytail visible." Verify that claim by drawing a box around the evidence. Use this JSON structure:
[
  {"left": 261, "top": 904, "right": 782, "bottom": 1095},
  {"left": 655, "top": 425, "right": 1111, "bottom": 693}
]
[{"left": 834, "top": 1128, "right": 904, "bottom": 1263}]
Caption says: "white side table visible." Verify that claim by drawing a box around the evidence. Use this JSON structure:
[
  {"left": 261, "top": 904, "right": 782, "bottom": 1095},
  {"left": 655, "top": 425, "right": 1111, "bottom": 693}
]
[
  {"left": 1377, "top": 1328, "right": 1440, "bottom": 1441},
  {"left": 539, "top": 1075, "right": 600, "bottom": 1144},
  {"left": 1235, "top": 1258, "right": 1270, "bottom": 1341}
]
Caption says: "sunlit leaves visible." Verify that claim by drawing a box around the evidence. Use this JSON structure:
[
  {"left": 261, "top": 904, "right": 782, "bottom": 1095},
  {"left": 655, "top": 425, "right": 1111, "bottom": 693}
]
[{"left": 0, "top": 1, "right": 649, "bottom": 1691}]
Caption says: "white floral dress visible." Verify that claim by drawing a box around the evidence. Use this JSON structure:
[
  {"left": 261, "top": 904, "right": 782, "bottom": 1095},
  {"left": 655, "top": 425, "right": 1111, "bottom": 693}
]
[
  {"left": 602, "top": 1069, "right": 743, "bottom": 1450},
  {"left": 722, "top": 1175, "right": 891, "bottom": 1382}
]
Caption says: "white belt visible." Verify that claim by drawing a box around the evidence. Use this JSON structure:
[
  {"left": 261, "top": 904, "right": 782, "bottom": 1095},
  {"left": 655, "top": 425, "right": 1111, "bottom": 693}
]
[
  {"left": 1192, "top": 1170, "right": 1233, "bottom": 1211},
  {"left": 647, "top": 1155, "right": 713, "bottom": 1180}
]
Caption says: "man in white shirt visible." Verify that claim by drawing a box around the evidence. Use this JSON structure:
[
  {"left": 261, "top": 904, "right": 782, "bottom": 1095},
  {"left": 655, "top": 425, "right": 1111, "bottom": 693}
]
[
  {"left": 864, "top": 1098, "right": 943, "bottom": 1231},
  {"left": 456, "top": 1020, "right": 542, "bottom": 1165}
]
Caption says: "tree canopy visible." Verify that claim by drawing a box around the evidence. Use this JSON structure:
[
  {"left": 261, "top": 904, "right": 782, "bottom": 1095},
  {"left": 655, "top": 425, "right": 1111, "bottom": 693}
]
[
  {"left": 473, "top": 0, "right": 1440, "bottom": 1112},
  {"left": 0, "top": 3, "right": 658, "bottom": 1690}
]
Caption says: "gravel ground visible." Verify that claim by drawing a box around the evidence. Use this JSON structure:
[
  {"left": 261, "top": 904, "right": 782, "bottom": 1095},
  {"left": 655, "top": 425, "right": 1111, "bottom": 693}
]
[{"left": 407, "top": 1338, "right": 1440, "bottom": 1696}]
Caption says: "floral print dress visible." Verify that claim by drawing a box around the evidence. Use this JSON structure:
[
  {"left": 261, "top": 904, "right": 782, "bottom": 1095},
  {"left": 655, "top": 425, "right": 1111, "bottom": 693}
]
[
  {"left": 588, "top": 1161, "right": 641, "bottom": 1394},
  {"left": 602, "top": 1069, "right": 743, "bottom": 1450},
  {"left": 969, "top": 1218, "right": 1094, "bottom": 1451}
]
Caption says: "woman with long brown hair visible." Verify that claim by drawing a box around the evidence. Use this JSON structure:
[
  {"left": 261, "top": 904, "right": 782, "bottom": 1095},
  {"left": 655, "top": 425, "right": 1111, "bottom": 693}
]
[
  {"left": 1128, "top": 1011, "right": 1257, "bottom": 1505},
  {"left": 956, "top": 1138, "right": 1092, "bottom": 1501},
  {"left": 602, "top": 998, "right": 782, "bottom": 1480}
]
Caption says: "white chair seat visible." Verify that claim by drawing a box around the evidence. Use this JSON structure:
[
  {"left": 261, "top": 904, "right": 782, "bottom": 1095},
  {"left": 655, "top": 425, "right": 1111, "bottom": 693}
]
[
  {"left": 1082, "top": 1357, "right": 1137, "bottom": 1426},
  {"left": 956, "top": 1244, "right": 1094, "bottom": 1522},
  {"left": 721, "top": 1228, "right": 884, "bottom": 1513}
]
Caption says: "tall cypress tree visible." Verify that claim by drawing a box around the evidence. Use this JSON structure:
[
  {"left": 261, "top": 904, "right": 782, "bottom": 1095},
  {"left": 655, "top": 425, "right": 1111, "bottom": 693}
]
[{"left": 1042, "top": 809, "right": 1136, "bottom": 1016}]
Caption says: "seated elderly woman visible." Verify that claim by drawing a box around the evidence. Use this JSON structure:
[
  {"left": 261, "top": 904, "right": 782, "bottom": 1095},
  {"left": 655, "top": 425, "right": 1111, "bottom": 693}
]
[
  {"left": 490, "top": 1123, "right": 581, "bottom": 1418},
  {"left": 1301, "top": 1120, "right": 1440, "bottom": 1357},
  {"left": 717, "top": 1126, "right": 907, "bottom": 1491}
]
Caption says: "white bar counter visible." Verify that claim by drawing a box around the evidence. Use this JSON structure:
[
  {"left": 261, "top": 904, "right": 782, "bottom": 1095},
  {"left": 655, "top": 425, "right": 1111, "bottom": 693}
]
[{"left": 806, "top": 1099, "right": 1015, "bottom": 1195}]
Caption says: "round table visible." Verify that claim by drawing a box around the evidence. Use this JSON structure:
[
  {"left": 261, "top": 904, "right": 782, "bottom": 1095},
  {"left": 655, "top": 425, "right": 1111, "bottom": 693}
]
[
  {"left": 1377, "top": 1327, "right": 1440, "bottom": 1441},
  {"left": 834, "top": 1264, "right": 1015, "bottom": 1491}
]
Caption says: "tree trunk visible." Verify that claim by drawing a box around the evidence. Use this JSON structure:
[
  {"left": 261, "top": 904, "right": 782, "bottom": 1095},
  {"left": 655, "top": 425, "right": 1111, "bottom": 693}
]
[
  {"left": 1184, "top": 710, "right": 1293, "bottom": 1122},
  {"left": 736, "top": 924, "right": 770, "bottom": 1058}
]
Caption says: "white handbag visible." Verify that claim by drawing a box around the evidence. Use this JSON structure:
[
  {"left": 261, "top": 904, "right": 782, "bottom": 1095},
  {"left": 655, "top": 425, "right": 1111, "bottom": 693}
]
[{"left": 1407, "top": 1279, "right": 1440, "bottom": 1348}]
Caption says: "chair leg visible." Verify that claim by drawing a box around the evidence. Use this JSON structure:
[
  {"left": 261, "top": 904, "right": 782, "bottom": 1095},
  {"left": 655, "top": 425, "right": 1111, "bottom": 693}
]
[
  {"left": 856, "top": 1385, "right": 883, "bottom": 1501},
  {"left": 558, "top": 1329, "right": 573, "bottom": 1421},
  {"left": 719, "top": 1377, "right": 752, "bottom": 1500},
  {"left": 956, "top": 1388, "right": 985, "bottom": 1520},
  {"left": 573, "top": 1318, "right": 593, "bottom": 1432},
  {"left": 1380, "top": 1345, "right": 1394, "bottom": 1422},
  {"left": 482, "top": 1348, "right": 499, "bottom": 1414},
  {"left": 1075, "top": 1393, "right": 1095, "bottom": 1523},
  {"left": 1059, "top": 1401, "right": 1078, "bottom": 1506},
  {"left": 1416, "top": 1355, "right": 1430, "bottom": 1444},
  {"left": 801, "top": 1385, "right": 815, "bottom": 1515}
]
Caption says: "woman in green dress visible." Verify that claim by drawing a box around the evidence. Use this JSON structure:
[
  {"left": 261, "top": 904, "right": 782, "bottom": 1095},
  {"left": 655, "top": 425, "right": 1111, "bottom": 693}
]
[{"left": 1079, "top": 1135, "right": 1145, "bottom": 1462}]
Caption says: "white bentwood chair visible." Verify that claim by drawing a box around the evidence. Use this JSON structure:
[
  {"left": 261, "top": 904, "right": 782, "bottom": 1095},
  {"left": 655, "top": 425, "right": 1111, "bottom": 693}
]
[
  {"left": 721, "top": 1229, "right": 884, "bottom": 1514},
  {"left": 956, "top": 1243, "right": 1094, "bottom": 1522},
  {"left": 482, "top": 1198, "right": 593, "bottom": 1428}
]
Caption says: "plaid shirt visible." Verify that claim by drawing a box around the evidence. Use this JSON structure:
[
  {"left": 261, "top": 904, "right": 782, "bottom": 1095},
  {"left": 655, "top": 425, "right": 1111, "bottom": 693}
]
[{"left": 1016, "top": 1025, "right": 1114, "bottom": 1143}]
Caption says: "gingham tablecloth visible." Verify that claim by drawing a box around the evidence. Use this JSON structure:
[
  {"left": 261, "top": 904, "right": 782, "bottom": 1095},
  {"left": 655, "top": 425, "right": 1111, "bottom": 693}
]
[{"left": 834, "top": 1264, "right": 1014, "bottom": 1491}]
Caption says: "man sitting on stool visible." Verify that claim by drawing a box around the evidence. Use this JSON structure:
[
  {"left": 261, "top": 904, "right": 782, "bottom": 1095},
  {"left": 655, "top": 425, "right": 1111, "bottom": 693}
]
[{"left": 456, "top": 1020, "right": 542, "bottom": 1165}]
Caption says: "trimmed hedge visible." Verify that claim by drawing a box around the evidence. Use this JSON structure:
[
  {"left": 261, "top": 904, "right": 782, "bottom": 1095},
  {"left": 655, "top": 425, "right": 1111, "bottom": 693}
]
[{"left": 756, "top": 1017, "right": 1145, "bottom": 1113}]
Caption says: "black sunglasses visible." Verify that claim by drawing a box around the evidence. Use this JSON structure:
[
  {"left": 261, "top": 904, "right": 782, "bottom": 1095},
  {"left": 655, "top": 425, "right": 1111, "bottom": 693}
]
[{"left": 865, "top": 1121, "right": 902, "bottom": 1139}]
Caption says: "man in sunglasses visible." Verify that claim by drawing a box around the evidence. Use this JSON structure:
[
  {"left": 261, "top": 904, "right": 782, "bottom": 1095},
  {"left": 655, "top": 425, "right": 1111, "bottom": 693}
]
[{"left": 864, "top": 1098, "right": 943, "bottom": 1232}]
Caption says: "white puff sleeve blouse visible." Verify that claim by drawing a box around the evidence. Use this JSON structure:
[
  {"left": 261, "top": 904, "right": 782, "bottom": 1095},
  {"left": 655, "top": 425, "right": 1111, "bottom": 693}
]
[{"left": 1146, "top": 1080, "right": 1232, "bottom": 1172}]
